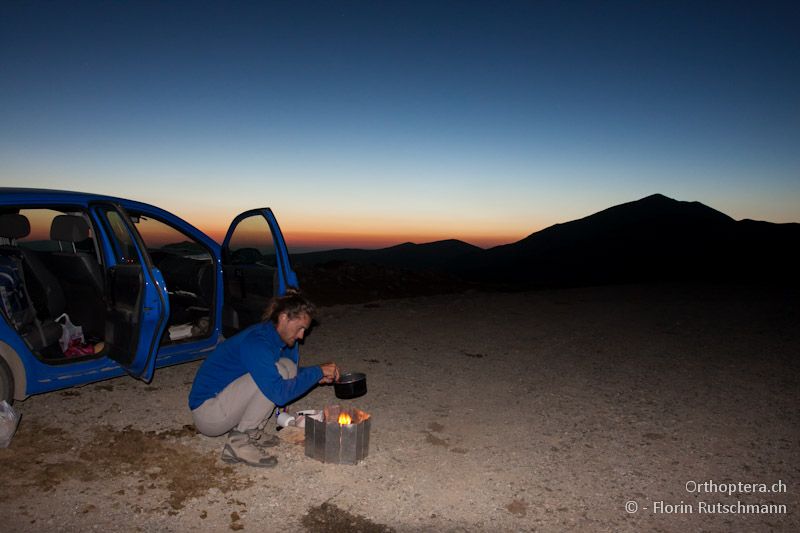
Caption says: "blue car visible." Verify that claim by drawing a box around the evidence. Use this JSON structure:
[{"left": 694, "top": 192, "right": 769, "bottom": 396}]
[{"left": 0, "top": 187, "right": 298, "bottom": 403}]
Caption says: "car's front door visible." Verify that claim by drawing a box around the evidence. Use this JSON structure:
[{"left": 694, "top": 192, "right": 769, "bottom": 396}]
[
  {"left": 91, "top": 203, "right": 169, "bottom": 381},
  {"left": 221, "top": 209, "right": 297, "bottom": 337}
]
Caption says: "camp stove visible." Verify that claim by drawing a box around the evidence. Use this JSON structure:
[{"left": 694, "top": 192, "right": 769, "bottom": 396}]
[{"left": 304, "top": 405, "right": 371, "bottom": 465}]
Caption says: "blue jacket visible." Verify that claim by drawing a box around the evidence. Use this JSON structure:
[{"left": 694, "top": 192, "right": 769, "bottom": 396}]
[{"left": 188, "top": 321, "right": 323, "bottom": 410}]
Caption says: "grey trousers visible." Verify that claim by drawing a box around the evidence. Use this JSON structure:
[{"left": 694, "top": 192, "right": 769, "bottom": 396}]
[{"left": 191, "top": 357, "right": 297, "bottom": 437}]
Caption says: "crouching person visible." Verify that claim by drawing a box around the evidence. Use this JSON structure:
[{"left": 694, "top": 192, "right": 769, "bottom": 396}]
[{"left": 188, "top": 289, "right": 338, "bottom": 467}]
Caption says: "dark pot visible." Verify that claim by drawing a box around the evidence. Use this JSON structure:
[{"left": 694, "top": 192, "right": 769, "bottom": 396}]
[{"left": 334, "top": 372, "right": 367, "bottom": 399}]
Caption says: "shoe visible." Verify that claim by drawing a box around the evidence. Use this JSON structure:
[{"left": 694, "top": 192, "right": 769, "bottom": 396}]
[
  {"left": 221, "top": 430, "right": 278, "bottom": 468},
  {"left": 245, "top": 428, "right": 280, "bottom": 449}
]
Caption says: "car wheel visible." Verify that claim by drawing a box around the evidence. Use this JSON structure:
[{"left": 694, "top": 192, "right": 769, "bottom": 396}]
[{"left": 0, "top": 358, "right": 14, "bottom": 404}]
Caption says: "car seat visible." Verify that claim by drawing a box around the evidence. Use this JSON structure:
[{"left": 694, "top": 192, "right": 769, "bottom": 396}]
[
  {"left": 48, "top": 215, "right": 105, "bottom": 339},
  {"left": 0, "top": 213, "right": 63, "bottom": 353}
]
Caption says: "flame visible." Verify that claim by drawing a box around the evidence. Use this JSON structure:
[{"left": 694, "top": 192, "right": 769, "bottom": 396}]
[{"left": 338, "top": 412, "right": 352, "bottom": 425}]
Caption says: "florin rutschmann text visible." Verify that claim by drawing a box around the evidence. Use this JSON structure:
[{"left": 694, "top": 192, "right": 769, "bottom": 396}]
[
  {"left": 624, "top": 480, "right": 789, "bottom": 515},
  {"left": 651, "top": 500, "right": 786, "bottom": 514}
]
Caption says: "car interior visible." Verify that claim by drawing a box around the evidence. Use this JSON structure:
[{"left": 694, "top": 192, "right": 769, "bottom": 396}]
[
  {"left": 0, "top": 208, "right": 215, "bottom": 363},
  {"left": 0, "top": 210, "right": 104, "bottom": 361},
  {"left": 126, "top": 212, "right": 215, "bottom": 345}
]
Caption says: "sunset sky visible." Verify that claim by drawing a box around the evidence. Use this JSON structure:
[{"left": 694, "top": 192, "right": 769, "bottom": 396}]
[{"left": 1, "top": 1, "right": 798, "bottom": 251}]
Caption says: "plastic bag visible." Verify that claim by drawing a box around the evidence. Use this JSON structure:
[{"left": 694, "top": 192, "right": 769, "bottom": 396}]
[
  {"left": 56, "top": 313, "right": 84, "bottom": 353},
  {"left": 0, "top": 400, "right": 20, "bottom": 448}
]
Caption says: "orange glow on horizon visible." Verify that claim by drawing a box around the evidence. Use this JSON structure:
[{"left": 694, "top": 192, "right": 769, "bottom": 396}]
[
  {"left": 195, "top": 224, "right": 526, "bottom": 251},
  {"left": 282, "top": 229, "right": 525, "bottom": 251},
  {"left": 182, "top": 212, "right": 537, "bottom": 252}
]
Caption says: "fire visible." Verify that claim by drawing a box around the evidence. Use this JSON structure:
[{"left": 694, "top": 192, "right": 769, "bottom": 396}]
[{"left": 338, "top": 412, "right": 352, "bottom": 425}]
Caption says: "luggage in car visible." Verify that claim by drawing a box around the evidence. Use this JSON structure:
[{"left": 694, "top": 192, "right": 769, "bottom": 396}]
[{"left": 0, "top": 254, "right": 34, "bottom": 330}]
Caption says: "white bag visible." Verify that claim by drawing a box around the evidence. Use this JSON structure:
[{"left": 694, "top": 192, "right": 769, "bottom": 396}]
[
  {"left": 0, "top": 400, "right": 20, "bottom": 448},
  {"left": 56, "top": 313, "right": 84, "bottom": 352}
]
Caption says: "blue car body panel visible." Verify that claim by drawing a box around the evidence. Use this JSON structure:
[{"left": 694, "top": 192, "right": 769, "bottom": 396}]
[{"left": 0, "top": 188, "right": 296, "bottom": 399}]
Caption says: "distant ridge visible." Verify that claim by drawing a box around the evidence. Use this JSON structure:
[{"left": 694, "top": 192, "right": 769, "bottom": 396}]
[
  {"left": 292, "top": 238, "right": 482, "bottom": 272},
  {"left": 293, "top": 194, "right": 799, "bottom": 292},
  {"left": 464, "top": 193, "right": 798, "bottom": 285}
]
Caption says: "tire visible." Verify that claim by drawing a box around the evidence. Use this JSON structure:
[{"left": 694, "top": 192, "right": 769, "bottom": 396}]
[{"left": 0, "top": 357, "right": 14, "bottom": 404}]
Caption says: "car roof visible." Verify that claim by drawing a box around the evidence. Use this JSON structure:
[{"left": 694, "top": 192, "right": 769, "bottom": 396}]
[
  {"left": 0, "top": 187, "right": 221, "bottom": 248},
  {"left": 0, "top": 187, "right": 127, "bottom": 204},
  {"left": 0, "top": 187, "right": 168, "bottom": 216}
]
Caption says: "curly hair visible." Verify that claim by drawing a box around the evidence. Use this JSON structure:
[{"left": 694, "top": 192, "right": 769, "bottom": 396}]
[{"left": 261, "top": 287, "right": 317, "bottom": 323}]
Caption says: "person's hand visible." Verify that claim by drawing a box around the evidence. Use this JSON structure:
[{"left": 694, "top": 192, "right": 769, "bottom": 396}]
[{"left": 318, "top": 362, "right": 339, "bottom": 384}]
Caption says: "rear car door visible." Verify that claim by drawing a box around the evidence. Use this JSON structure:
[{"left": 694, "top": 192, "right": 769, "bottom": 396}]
[
  {"left": 91, "top": 203, "right": 169, "bottom": 381},
  {"left": 221, "top": 209, "right": 297, "bottom": 337}
]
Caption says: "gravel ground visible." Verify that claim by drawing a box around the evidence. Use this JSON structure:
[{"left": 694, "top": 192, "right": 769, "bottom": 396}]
[{"left": 2, "top": 283, "right": 798, "bottom": 532}]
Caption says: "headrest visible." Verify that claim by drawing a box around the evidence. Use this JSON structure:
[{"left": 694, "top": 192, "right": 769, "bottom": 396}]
[
  {"left": 0, "top": 213, "right": 31, "bottom": 239},
  {"left": 51, "top": 215, "right": 90, "bottom": 242}
]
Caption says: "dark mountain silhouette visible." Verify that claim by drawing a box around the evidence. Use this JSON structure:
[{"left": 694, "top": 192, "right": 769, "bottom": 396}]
[
  {"left": 465, "top": 193, "right": 798, "bottom": 286},
  {"left": 292, "top": 194, "right": 799, "bottom": 297},
  {"left": 292, "top": 240, "right": 481, "bottom": 305},
  {"left": 292, "top": 239, "right": 482, "bottom": 272}
]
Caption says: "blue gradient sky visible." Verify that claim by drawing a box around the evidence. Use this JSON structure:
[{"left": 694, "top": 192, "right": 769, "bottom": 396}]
[{"left": 2, "top": 1, "right": 798, "bottom": 250}]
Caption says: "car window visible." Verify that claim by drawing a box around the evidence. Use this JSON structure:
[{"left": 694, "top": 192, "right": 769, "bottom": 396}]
[
  {"left": 16, "top": 208, "right": 99, "bottom": 258},
  {"left": 99, "top": 208, "right": 140, "bottom": 265},
  {"left": 15, "top": 208, "right": 61, "bottom": 251},
  {"left": 227, "top": 215, "right": 277, "bottom": 267},
  {"left": 131, "top": 215, "right": 211, "bottom": 260}
]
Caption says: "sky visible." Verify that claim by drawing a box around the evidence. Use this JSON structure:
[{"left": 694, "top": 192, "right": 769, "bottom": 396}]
[{"left": 1, "top": 1, "right": 798, "bottom": 251}]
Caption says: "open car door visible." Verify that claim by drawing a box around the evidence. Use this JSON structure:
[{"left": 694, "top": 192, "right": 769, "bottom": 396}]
[
  {"left": 221, "top": 208, "right": 297, "bottom": 338},
  {"left": 91, "top": 203, "right": 169, "bottom": 381}
]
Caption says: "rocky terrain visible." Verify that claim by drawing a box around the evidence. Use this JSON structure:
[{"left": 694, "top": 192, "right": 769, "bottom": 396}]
[{"left": 1, "top": 283, "right": 798, "bottom": 532}]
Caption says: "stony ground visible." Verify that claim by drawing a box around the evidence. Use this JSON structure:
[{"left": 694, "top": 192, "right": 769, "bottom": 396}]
[{"left": 1, "top": 283, "right": 798, "bottom": 532}]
